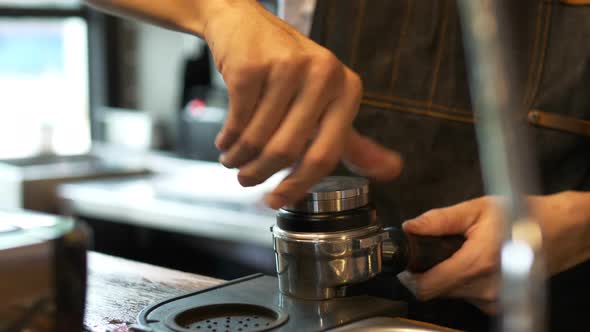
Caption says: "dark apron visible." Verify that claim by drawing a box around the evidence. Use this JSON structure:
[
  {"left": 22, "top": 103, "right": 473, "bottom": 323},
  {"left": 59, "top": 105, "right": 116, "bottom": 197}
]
[{"left": 310, "top": 1, "right": 590, "bottom": 331}]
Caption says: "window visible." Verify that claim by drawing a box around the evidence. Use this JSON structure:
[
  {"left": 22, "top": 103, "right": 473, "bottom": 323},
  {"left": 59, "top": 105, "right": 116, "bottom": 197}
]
[{"left": 0, "top": 0, "right": 91, "bottom": 159}]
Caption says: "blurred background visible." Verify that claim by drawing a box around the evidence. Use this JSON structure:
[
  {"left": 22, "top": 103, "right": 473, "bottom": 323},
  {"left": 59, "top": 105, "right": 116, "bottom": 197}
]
[{"left": 0, "top": 0, "right": 315, "bottom": 279}]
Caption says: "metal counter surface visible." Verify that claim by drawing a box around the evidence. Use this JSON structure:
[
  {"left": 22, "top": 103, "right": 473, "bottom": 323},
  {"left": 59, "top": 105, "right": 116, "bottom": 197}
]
[
  {"left": 59, "top": 176, "right": 276, "bottom": 248},
  {"left": 59, "top": 148, "right": 283, "bottom": 248}
]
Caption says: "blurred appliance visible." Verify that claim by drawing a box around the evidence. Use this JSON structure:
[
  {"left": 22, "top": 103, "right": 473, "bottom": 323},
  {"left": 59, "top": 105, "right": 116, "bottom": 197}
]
[
  {"left": 100, "top": 107, "right": 155, "bottom": 150},
  {"left": 0, "top": 154, "right": 149, "bottom": 214},
  {"left": 177, "top": 87, "right": 228, "bottom": 162},
  {"left": 0, "top": 209, "right": 89, "bottom": 332}
]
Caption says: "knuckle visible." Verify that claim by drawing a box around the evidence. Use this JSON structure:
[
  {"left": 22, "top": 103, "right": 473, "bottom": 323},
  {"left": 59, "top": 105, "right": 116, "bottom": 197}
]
[
  {"left": 225, "top": 111, "right": 249, "bottom": 127},
  {"left": 275, "top": 53, "right": 307, "bottom": 69},
  {"left": 225, "top": 62, "right": 268, "bottom": 89},
  {"left": 478, "top": 256, "right": 499, "bottom": 275},
  {"left": 225, "top": 73, "right": 250, "bottom": 92},
  {"left": 237, "top": 136, "right": 264, "bottom": 155},
  {"left": 266, "top": 146, "right": 299, "bottom": 165},
  {"left": 481, "top": 285, "right": 499, "bottom": 302},
  {"left": 348, "top": 71, "right": 363, "bottom": 95},
  {"left": 414, "top": 286, "right": 433, "bottom": 301},
  {"left": 227, "top": 108, "right": 251, "bottom": 126},
  {"left": 310, "top": 51, "right": 341, "bottom": 77},
  {"left": 306, "top": 152, "right": 338, "bottom": 172},
  {"left": 221, "top": 126, "right": 242, "bottom": 141},
  {"left": 235, "top": 60, "right": 268, "bottom": 75},
  {"left": 421, "top": 208, "right": 449, "bottom": 226}
]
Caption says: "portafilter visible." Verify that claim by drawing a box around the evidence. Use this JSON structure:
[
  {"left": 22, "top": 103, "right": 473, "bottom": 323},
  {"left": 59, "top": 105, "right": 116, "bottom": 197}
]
[{"left": 271, "top": 176, "right": 465, "bottom": 300}]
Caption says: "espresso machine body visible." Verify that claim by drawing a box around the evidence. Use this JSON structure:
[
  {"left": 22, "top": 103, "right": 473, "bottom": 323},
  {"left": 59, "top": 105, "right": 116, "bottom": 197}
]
[{"left": 132, "top": 176, "right": 462, "bottom": 332}]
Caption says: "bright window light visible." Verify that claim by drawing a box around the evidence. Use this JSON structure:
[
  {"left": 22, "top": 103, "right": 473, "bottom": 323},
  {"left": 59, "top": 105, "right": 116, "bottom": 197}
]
[{"left": 0, "top": 17, "right": 90, "bottom": 159}]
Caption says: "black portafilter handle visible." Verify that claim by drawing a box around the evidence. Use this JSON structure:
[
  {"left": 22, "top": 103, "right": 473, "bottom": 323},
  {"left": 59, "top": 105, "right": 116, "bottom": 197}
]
[{"left": 383, "top": 227, "right": 466, "bottom": 275}]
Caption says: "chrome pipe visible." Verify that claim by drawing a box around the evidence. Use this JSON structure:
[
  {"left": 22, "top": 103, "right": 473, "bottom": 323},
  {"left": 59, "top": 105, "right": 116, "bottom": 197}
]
[{"left": 456, "top": 1, "right": 546, "bottom": 331}]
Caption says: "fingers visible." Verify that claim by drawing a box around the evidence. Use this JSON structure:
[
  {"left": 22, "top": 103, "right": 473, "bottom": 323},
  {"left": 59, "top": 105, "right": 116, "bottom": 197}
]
[
  {"left": 467, "top": 299, "right": 499, "bottom": 315},
  {"left": 263, "top": 70, "right": 362, "bottom": 209},
  {"left": 446, "top": 274, "right": 500, "bottom": 303},
  {"left": 236, "top": 58, "right": 351, "bottom": 187},
  {"left": 220, "top": 62, "right": 303, "bottom": 168},
  {"left": 215, "top": 63, "right": 266, "bottom": 151},
  {"left": 399, "top": 267, "right": 499, "bottom": 315},
  {"left": 397, "top": 239, "right": 482, "bottom": 300},
  {"left": 343, "top": 129, "right": 403, "bottom": 181},
  {"left": 402, "top": 198, "right": 489, "bottom": 236}
]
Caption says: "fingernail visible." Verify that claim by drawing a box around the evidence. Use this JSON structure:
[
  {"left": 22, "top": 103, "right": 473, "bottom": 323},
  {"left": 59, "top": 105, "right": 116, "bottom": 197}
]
[
  {"left": 401, "top": 218, "right": 416, "bottom": 230},
  {"left": 238, "top": 174, "right": 259, "bottom": 187},
  {"left": 342, "top": 160, "right": 366, "bottom": 176},
  {"left": 218, "top": 154, "right": 232, "bottom": 169},
  {"left": 397, "top": 271, "right": 417, "bottom": 294},
  {"left": 214, "top": 132, "right": 225, "bottom": 150}
]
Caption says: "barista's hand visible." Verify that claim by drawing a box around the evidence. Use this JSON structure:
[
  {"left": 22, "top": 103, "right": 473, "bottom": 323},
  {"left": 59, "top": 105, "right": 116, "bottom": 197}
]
[
  {"left": 398, "top": 197, "right": 503, "bottom": 315},
  {"left": 397, "top": 191, "right": 590, "bottom": 315},
  {"left": 204, "top": 1, "right": 402, "bottom": 208}
]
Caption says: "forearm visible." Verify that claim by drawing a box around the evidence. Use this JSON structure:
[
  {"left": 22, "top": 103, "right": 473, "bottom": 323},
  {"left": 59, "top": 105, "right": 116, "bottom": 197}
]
[
  {"left": 534, "top": 191, "right": 590, "bottom": 275},
  {"left": 83, "top": 0, "right": 235, "bottom": 37}
]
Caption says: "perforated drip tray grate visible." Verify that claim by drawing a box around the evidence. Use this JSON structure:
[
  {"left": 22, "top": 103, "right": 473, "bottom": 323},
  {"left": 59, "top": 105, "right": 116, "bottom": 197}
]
[
  {"left": 166, "top": 303, "right": 288, "bottom": 332},
  {"left": 133, "top": 274, "right": 406, "bottom": 332}
]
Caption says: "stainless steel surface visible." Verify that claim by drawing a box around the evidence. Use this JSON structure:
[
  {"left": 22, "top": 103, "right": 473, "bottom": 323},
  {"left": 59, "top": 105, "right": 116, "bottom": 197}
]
[
  {"left": 457, "top": 1, "right": 545, "bottom": 331},
  {"left": 58, "top": 146, "right": 284, "bottom": 248},
  {"left": 329, "top": 317, "right": 460, "bottom": 332},
  {"left": 0, "top": 153, "right": 148, "bottom": 213},
  {"left": 284, "top": 176, "right": 369, "bottom": 213},
  {"left": 272, "top": 224, "right": 388, "bottom": 300},
  {"left": 59, "top": 177, "right": 276, "bottom": 248},
  {"left": 135, "top": 274, "right": 407, "bottom": 332},
  {"left": 381, "top": 237, "right": 400, "bottom": 269}
]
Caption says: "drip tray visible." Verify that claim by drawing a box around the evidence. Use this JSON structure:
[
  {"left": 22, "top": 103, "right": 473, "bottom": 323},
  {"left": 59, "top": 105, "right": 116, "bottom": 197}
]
[
  {"left": 166, "top": 303, "right": 288, "bottom": 332},
  {"left": 132, "top": 274, "right": 406, "bottom": 332}
]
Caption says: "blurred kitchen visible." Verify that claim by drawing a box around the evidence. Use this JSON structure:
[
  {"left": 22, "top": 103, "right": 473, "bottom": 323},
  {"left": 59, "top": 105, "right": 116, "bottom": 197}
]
[
  {"left": 0, "top": 0, "right": 314, "bottom": 280},
  {"left": 8, "top": 0, "right": 590, "bottom": 331}
]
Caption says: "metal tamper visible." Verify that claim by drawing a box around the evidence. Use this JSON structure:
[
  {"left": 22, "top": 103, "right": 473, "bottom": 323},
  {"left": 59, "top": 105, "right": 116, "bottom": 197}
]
[{"left": 271, "top": 176, "right": 465, "bottom": 300}]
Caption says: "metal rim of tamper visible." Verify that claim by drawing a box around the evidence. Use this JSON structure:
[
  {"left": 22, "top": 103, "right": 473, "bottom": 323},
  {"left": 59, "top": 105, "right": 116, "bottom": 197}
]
[{"left": 283, "top": 176, "right": 369, "bottom": 214}]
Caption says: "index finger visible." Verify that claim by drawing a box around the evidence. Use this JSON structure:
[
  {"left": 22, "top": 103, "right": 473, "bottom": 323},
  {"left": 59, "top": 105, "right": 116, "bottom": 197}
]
[
  {"left": 406, "top": 238, "right": 482, "bottom": 300},
  {"left": 264, "top": 71, "right": 361, "bottom": 209}
]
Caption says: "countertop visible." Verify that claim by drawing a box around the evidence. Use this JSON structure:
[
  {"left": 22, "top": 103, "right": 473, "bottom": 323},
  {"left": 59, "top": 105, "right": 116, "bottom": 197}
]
[
  {"left": 85, "top": 251, "right": 223, "bottom": 332},
  {"left": 59, "top": 146, "right": 281, "bottom": 248},
  {"left": 84, "top": 252, "right": 458, "bottom": 332}
]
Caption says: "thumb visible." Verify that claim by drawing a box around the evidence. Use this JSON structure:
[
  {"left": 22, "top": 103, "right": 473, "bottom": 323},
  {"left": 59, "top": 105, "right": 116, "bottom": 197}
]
[
  {"left": 403, "top": 198, "right": 487, "bottom": 236},
  {"left": 343, "top": 129, "right": 403, "bottom": 181}
]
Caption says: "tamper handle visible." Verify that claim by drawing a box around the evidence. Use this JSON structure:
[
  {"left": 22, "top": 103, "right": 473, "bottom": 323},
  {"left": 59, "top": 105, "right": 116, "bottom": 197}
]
[{"left": 384, "top": 227, "right": 465, "bottom": 274}]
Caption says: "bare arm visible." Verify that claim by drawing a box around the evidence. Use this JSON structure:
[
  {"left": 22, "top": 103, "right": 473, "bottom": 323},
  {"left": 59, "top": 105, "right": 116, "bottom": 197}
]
[
  {"left": 83, "top": 0, "right": 227, "bottom": 37},
  {"left": 83, "top": 0, "right": 403, "bottom": 208}
]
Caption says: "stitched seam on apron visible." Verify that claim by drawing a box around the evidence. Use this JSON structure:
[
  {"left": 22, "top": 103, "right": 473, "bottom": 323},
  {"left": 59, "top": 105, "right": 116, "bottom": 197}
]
[
  {"left": 362, "top": 97, "right": 474, "bottom": 123},
  {"left": 427, "top": 0, "right": 452, "bottom": 109},
  {"left": 526, "top": 1, "right": 553, "bottom": 109},
  {"left": 523, "top": 1, "right": 547, "bottom": 107},
  {"left": 364, "top": 92, "right": 472, "bottom": 115},
  {"left": 349, "top": 0, "right": 366, "bottom": 68},
  {"left": 389, "top": 0, "right": 415, "bottom": 92}
]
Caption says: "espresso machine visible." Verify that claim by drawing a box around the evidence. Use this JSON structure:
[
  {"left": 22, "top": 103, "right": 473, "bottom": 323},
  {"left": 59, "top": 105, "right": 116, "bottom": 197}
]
[{"left": 132, "top": 176, "right": 464, "bottom": 332}]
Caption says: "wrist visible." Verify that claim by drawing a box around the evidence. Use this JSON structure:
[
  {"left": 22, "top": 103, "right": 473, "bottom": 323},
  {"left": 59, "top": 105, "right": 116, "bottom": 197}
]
[
  {"left": 197, "top": 0, "right": 257, "bottom": 41},
  {"left": 534, "top": 191, "right": 590, "bottom": 275}
]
